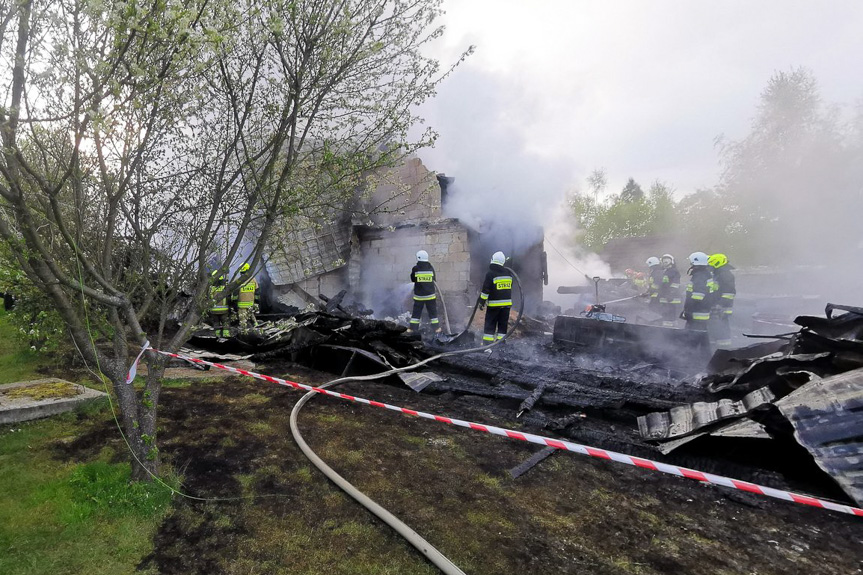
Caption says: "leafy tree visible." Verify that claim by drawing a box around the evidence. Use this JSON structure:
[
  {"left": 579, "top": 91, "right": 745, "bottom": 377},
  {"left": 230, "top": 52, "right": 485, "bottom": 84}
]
[
  {"left": 716, "top": 68, "right": 859, "bottom": 263},
  {"left": 0, "top": 242, "right": 67, "bottom": 351},
  {"left": 569, "top": 178, "right": 678, "bottom": 251},
  {"left": 0, "top": 0, "right": 463, "bottom": 480},
  {"left": 586, "top": 167, "right": 607, "bottom": 201},
  {"left": 570, "top": 70, "right": 863, "bottom": 266},
  {"left": 620, "top": 177, "right": 644, "bottom": 203},
  {"left": 675, "top": 188, "right": 743, "bottom": 256}
]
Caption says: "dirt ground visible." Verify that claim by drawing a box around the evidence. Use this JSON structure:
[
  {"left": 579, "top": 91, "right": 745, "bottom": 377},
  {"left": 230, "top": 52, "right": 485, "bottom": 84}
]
[{"left": 55, "top": 363, "right": 863, "bottom": 574}]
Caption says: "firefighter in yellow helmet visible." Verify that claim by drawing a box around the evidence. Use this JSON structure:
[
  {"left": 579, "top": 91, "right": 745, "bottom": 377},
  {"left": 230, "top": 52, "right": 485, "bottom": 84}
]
[
  {"left": 209, "top": 271, "right": 230, "bottom": 337},
  {"left": 708, "top": 253, "right": 735, "bottom": 348},
  {"left": 234, "top": 263, "right": 258, "bottom": 330}
]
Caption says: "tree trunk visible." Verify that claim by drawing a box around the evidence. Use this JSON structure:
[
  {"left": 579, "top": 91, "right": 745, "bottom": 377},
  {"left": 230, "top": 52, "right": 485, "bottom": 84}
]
[{"left": 107, "top": 355, "right": 163, "bottom": 481}]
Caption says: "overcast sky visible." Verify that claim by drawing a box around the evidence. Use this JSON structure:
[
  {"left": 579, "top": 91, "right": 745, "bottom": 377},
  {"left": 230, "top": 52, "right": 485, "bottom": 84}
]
[{"left": 416, "top": 0, "right": 863, "bottom": 199}]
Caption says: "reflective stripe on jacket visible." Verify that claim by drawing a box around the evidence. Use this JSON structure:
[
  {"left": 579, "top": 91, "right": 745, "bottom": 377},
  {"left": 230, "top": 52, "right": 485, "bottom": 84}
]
[
  {"left": 712, "top": 264, "right": 736, "bottom": 314},
  {"left": 684, "top": 266, "right": 715, "bottom": 320},
  {"left": 648, "top": 267, "right": 664, "bottom": 300},
  {"left": 237, "top": 278, "right": 257, "bottom": 308},
  {"left": 210, "top": 285, "right": 228, "bottom": 313},
  {"left": 481, "top": 263, "right": 512, "bottom": 308},
  {"left": 659, "top": 265, "right": 682, "bottom": 304},
  {"left": 411, "top": 261, "right": 436, "bottom": 301}
]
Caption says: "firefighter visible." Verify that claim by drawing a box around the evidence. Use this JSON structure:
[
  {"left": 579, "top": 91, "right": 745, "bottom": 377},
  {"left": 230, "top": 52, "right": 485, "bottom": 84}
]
[
  {"left": 682, "top": 252, "right": 715, "bottom": 332},
  {"left": 209, "top": 272, "right": 230, "bottom": 337},
  {"left": 409, "top": 250, "right": 439, "bottom": 332},
  {"left": 659, "top": 253, "right": 682, "bottom": 327},
  {"left": 708, "top": 253, "right": 736, "bottom": 348},
  {"left": 479, "top": 251, "right": 512, "bottom": 344},
  {"left": 646, "top": 256, "right": 663, "bottom": 309},
  {"left": 234, "top": 263, "right": 258, "bottom": 330}
]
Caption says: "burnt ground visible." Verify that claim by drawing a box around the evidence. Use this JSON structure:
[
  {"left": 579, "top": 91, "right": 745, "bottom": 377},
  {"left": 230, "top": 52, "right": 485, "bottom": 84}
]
[{"left": 53, "top": 356, "right": 863, "bottom": 575}]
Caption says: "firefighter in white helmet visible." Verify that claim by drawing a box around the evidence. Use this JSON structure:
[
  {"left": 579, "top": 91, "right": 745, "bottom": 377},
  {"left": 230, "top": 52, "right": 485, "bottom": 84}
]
[
  {"left": 645, "top": 256, "right": 662, "bottom": 309},
  {"left": 682, "top": 252, "right": 716, "bottom": 331},
  {"left": 409, "top": 250, "right": 439, "bottom": 332},
  {"left": 658, "top": 254, "right": 682, "bottom": 327},
  {"left": 479, "top": 251, "right": 512, "bottom": 344}
]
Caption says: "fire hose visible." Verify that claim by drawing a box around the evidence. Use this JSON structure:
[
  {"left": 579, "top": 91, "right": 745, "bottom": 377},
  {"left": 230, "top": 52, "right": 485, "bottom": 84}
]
[
  {"left": 433, "top": 281, "right": 452, "bottom": 334},
  {"left": 289, "top": 267, "right": 525, "bottom": 575}
]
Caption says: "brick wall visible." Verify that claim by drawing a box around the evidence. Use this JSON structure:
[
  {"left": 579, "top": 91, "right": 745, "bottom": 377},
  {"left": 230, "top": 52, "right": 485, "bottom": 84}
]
[{"left": 355, "top": 220, "right": 473, "bottom": 320}]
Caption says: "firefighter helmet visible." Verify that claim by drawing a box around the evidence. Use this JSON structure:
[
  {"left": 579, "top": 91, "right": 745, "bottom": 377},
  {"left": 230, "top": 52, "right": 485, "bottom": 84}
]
[
  {"left": 708, "top": 253, "right": 728, "bottom": 268},
  {"left": 491, "top": 251, "right": 506, "bottom": 265},
  {"left": 416, "top": 250, "right": 429, "bottom": 262},
  {"left": 240, "top": 263, "right": 251, "bottom": 273},
  {"left": 661, "top": 253, "right": 674, "bottom": 265},
  {"left": 646, "top": 256, "right": 660, "bottom": 267},
  {"left": 625, "top": 268, "right": 635, "bottom": 277},
  {"left": 688, "top": 252, "right": 709, "bottom": 266}
]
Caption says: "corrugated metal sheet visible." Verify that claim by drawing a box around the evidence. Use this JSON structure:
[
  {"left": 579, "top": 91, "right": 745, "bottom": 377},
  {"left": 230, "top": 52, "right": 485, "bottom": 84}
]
[
  {"left": 707, "top": 352, "right": 831, "bottom": 393},
  {"left": 775, "top": 367, "right": 863, "bottom": 506},
  {"left": 637, "top": 386, "right": 775, "bottom": 440}
]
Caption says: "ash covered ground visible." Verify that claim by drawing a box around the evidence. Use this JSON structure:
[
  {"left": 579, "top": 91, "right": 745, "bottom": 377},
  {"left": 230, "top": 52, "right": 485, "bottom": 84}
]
[{"left": 57, "top": 332, "right": 863, "bottom": 574}]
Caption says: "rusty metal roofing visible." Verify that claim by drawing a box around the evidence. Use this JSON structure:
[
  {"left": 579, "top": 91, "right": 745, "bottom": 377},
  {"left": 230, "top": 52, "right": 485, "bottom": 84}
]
[{"left": 774, "top": 367, "right": 863, "bottom": 506}]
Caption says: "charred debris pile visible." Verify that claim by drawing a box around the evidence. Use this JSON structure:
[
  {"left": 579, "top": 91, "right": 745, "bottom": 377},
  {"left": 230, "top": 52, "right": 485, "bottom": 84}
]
[
  {"left": 191, "top": 289, "right": 429, "bottom": 371},
  {"left": 638, "top": 303, "right": 863, "bottom": 507},
  {"left": 185, "top": 294, "right": 862, "bottom": 507}
]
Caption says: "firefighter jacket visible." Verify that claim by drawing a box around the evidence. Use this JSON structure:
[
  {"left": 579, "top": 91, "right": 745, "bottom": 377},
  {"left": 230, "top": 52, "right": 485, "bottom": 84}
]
[
  {"left": 659, "top": 264, "right": 682, "bottom": 304},
  {"left": 410, "top": 261, "right": 436, "bottom": 301},
  {"left": 712, "top": 264, "right": 736, "bottom": 315},
  {"left": 236, "top": 278, "right": 258, "bottom": 308},
  {"left": 648, "top": 267, "right": 664, "bottom": 302},
  {"left": 684, "top": 266, "right": 716, "bottom": 322},
  {"left": 209, "top": 284, "right": 228, "bottom": 314},
  {"left": 480, "top": 263, "right": 513, "bottom": 308}
]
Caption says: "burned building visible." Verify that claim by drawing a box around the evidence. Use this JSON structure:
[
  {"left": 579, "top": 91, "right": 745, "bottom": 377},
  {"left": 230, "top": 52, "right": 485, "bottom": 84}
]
[{"left": 263, "top": 155, "right": 547, "bottom": 322}]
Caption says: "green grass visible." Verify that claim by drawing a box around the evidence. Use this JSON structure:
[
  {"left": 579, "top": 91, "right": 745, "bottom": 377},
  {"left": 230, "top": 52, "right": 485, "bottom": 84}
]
[
  {"left": 0, "top": 401, "right": 176, "bottom": 575},
  {"left": 0, "top": 309, "right": 46, "bottom": 384}
]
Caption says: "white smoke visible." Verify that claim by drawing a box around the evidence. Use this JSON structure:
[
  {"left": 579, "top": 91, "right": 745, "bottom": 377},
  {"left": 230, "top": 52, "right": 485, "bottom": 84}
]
[{"left": 416, "top": 65, "right": 618, "bottom": 306}]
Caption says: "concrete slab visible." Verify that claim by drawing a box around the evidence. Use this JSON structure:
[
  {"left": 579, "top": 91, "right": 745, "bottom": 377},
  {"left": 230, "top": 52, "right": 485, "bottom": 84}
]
[{"left": 0, "top": 378, "right": 107, "bottom": 425}]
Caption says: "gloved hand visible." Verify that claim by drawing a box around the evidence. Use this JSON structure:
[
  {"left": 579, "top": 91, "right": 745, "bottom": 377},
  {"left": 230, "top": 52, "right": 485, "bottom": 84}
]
[{"left": 478, "top": 300, "right": 486, "bottom": 310}]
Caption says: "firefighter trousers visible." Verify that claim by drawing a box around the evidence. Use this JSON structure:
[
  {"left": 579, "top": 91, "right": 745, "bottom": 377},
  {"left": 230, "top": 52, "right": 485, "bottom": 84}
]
[
  {"left": 410, "top": 298, "right": 439, "bottom": 328},
  {"left": 483, "top": 306, "right": 511, "bottom": 343},
  {"left": 709, "top": 310, "right": 732, "bottom": 347},
  {"left": 661, "top": 302, "right": 679, "bottom": 327}
]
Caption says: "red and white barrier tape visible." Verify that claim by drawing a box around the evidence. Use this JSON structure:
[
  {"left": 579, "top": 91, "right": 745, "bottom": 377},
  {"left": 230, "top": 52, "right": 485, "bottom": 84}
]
[{"left": 140, "top": 347, "right": 863, "bottom": 518}]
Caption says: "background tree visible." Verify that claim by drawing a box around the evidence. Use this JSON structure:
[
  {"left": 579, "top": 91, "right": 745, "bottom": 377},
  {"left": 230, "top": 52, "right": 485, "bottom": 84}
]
[
  {"left": 716, "top": 67, "right": 860, "bottom": 263},
  {"left": 569, "top": 178, "right": 678, "bottom": 251},
  {"left": 619, "top": 177, "right": 644, "bottom": 203},
  {"left": 0, "top": 0, "right": 463, "bottom": 480},
  {"left": 586, "top": 167, "right": 607, "bottom": 202},
  {"left": 569, "top": 69, "right": 863, "bottom": 267}
]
